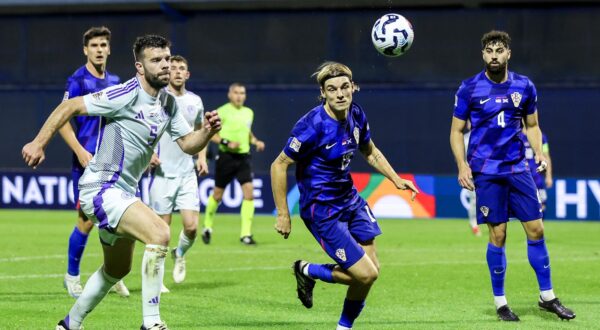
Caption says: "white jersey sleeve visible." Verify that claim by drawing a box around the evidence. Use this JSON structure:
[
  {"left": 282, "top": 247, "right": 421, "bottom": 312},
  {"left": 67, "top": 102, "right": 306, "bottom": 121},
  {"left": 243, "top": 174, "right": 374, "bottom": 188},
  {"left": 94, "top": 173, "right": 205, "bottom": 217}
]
[
  {"left": 194, "top": 95, "right": 205, "bottom": 126},
  {"left": 83, "top": 78, "right": 139, "bottom": 118}
]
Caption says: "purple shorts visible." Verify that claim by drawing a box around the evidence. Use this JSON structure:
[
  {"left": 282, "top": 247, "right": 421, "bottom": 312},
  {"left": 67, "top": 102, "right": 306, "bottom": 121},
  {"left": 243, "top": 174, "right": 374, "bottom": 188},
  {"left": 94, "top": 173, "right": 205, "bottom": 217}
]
[{"left": 474, "top": 171, "right": 542, "bottom": 224}]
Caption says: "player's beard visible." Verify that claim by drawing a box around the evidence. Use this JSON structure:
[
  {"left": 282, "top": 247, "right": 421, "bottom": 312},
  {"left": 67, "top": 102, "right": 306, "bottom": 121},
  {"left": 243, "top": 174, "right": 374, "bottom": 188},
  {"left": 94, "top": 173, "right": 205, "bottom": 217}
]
[
  {"left": 146, "top": 72, "right": 170, "bottom": 90},
  {"left": 486, "top": 60, "right": 507, "bottom": 74}
]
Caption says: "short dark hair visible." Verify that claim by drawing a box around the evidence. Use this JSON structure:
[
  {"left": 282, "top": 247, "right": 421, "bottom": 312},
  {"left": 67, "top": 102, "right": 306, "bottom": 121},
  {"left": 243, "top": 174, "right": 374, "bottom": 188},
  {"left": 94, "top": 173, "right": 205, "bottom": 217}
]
[
  {"left": 83, "top": 26, "right": 111, "bottom": 47},
  {"left": 170, "top": 55, "right": 188, "bottom": 66},
  {"left": 229, "top": 82, "right": 245, "bottom": 90},
  {"left": 481, "top": 30, "right": 511, "bottom": 49},
  {"left": 132, "top": 35, "right": 171, "bottom": 61}
]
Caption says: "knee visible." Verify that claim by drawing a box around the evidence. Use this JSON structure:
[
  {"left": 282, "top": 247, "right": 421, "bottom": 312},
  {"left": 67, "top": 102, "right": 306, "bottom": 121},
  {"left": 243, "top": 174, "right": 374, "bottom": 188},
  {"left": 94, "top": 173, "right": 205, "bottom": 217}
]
[
  {"left": 78, "top": 218, "right": 95, "bottom": 233},
  {"left": 528, "top": 226, "right": 544, "bottom": 240},
  {"left": 212, "top": 190, "right": 223, "bottom": 202},
  {"left": 184, "top": 227, "right": 197, "bottom": 240},
  {"left": 104, "top": 265, "right": 131, "bottom": 280},
  {"left": 356, "top": 267, "right": 379, "bottom": 286},
  {"left": 149, "top": 221, "right": 171, "bottom": 246},
  {"left": 489, "top": 232, "right": 506, "bottom": 247}
]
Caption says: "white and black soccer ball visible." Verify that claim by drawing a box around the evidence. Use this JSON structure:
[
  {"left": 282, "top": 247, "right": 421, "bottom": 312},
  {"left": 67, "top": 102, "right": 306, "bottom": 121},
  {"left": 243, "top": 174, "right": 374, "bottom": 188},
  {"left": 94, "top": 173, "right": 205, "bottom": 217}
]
[{"left": 371, "top": 13, "right": 414, "bottom": 57}]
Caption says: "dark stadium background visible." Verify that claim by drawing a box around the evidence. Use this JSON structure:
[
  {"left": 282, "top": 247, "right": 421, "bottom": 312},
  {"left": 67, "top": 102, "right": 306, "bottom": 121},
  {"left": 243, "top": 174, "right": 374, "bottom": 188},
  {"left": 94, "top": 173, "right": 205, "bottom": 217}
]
[{"left": 1, "top": 0, "right": 598, "bottom": 177}]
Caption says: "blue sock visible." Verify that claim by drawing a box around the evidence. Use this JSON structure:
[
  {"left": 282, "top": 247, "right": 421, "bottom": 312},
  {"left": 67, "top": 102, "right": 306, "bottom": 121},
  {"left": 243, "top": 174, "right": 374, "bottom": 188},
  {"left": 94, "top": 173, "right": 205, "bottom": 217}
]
[
  {"left": 67, "top": 227, "right": 89, "bottom": 276},
  {"left": 527, "top": 238, "right": 552, "bottom": 291},
  {"left": 486, "top": 243, "right": 506, "bottom": 296},
  {"left": 338, "top": 299, "right": 365, "bottom": 328},
  {"left": 307, "top": 263, "right": 336, "bottom": 283}
]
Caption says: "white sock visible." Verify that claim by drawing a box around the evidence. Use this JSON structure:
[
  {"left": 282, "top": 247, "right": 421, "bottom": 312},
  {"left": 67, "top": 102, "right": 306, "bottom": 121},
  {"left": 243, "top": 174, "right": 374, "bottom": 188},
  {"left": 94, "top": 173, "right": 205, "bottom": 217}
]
[
  {"left": 68, "top": 268, "right": 119, "bottom": 328},
  {"left": 142, "top": 244, "right": 168, "bottom": 327},
  {"left": 301, "top": 262, "right": 310, "bottom": 277},
  {"left": 540, "top": 289, "right": 556, "bottom": 302},
  {"left": 65, "top": 273, "right": 80, "bottom": 281},
  {"left": 336, "top": 325, "right": 352, "bottom": 330},
  {"left": 494, "top": 295, "right": 508, "bottom": 309},
  {"left": 176, "top": 230, "right": 195, "bottom": 257}
]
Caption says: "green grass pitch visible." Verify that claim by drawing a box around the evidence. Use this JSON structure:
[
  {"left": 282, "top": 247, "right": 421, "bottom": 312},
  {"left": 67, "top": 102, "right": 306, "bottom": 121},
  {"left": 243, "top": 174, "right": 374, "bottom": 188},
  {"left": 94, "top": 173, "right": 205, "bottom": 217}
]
[{"left": 0, "top": 209, "right": 598, "bottom": 329}]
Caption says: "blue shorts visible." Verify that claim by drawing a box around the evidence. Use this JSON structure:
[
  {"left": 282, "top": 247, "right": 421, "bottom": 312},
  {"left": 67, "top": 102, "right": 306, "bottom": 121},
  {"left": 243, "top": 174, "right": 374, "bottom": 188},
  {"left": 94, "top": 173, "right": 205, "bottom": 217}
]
[
  {"left": 474, "top": 171, "right": 542, "bottom": 224},
  {"left": 301, "top": 198, "right": 382, "bottom": 270}
]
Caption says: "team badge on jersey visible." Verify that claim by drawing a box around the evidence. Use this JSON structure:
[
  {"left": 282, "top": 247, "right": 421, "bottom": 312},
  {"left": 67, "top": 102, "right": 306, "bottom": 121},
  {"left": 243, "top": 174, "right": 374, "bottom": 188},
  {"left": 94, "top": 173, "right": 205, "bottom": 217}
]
[
  {"left": 480, "top": 206, "right": 490, "bottom": 217},
  {"left": 510, "top": 92, "right": 522, "bottom": 107},
  {"left": 289, "top": 137, "right": 301, "bottom": 152},
  {"left": 335, "top": 248, "right": 347, "bottom": 262},
  {"left": 353, "top": 127, "right": 360, "bottom": 144}
]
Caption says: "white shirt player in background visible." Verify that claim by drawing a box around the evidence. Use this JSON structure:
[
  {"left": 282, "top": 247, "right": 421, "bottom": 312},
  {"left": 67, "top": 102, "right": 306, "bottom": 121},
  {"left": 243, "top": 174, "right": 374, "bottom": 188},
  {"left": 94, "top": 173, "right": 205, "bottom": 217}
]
[
  {"left": 148, "top": 55, "right": 207, "bottom": 292},
  {"left": 22, "top": 35, "right": 221, "bottom": 330}
]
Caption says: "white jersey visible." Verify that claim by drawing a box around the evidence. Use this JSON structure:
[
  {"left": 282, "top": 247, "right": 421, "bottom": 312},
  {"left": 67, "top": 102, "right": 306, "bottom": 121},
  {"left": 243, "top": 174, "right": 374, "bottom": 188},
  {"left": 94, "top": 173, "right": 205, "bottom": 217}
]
[
  {"left": 155, "top": 90, "right": 204, "bottom": 177},
  {"left": 79, "top": 77, "right": 192, "bottom": 194}
]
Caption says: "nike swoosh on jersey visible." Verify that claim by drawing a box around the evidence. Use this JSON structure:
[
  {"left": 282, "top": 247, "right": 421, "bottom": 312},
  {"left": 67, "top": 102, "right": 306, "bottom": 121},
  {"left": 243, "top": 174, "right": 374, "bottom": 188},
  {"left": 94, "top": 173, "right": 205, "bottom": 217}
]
[
  {"left": 480, "top": 98, "right": 491, "bottom": 104},
  {"left": 325, "top": 142, "right": 337, "bottom": 149}
]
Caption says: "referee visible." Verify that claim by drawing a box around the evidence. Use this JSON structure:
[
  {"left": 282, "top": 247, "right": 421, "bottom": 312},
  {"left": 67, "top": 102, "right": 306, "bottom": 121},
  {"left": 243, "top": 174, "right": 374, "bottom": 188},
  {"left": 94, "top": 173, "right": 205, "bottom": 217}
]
[{"left": 202, "top": 83, "right": 265, "bottom": 245}]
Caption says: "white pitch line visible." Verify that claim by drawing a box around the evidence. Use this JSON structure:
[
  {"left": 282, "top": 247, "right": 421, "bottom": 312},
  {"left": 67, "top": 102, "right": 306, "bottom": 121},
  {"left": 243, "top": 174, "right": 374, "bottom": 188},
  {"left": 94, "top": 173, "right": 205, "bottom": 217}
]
[{"left": 1, "top": 256, "right": 599, "bottom": 281}]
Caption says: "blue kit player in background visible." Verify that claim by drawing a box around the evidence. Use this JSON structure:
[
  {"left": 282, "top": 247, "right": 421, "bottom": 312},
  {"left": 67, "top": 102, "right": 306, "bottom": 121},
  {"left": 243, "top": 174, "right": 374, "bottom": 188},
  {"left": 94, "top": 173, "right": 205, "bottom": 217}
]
[
  {"left": 58, "top": 26, "right": 129, "bottom": 298},
  {"left": 449, "top": 30, "right": 574, "bottom": 321},
  {"left": 521, "top": 130, "right": 553, "bottom": 212},
  {"left": 271, "top": 62, "right": 419, "bottom": 330}
]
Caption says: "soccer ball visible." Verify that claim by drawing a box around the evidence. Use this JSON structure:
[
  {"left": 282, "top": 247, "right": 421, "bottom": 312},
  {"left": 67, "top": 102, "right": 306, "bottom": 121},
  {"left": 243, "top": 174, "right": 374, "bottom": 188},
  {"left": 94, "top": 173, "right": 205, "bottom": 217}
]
[{"left": 371, "top": 13, "right": 414, "bottom": 57}]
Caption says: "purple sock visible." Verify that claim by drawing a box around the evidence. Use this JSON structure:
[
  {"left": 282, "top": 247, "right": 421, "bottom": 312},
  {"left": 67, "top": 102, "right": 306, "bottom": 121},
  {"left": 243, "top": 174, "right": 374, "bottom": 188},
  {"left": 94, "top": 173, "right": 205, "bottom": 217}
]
[
  {"left": 307, "top": 263, "right": 336, "bottom": 283},
  {"left": 338, "top": 299, "right": 365, "bottom": 328}
]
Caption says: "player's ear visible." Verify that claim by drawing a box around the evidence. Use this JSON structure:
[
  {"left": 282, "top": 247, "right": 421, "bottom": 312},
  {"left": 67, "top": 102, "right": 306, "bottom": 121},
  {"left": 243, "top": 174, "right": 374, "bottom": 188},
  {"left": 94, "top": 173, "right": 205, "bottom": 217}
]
[
  {"left": 319, "top": 87, "right": 325, "bottom": 99},
  {"left": 135, "top": 61, "right": 144, "bottom": 75},
  {"left": 83, "top": 46, "right": 88, "bottom": 57},
  {"left": 507, "top": 48, "right": 511, "bottom": 61},
  {"left": 185, "top": 71, "right": 190, "bottom": 80},
  {"left": 107, "top": 44, "right": 111, "bottom": 56}
]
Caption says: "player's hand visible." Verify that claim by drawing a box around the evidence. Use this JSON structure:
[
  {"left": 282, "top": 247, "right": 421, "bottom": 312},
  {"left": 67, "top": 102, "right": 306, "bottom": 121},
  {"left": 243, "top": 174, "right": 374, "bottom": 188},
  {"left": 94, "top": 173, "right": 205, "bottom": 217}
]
[
  {"left": 458, "top": 163, "right": 475, "bottom": 191},
  {"left": 397, "top": 178, "right": 419, "bottom": 201},
  {"left": 76, "top": 149, "right": 93, "bottom": 168},
  {"left": 22, "top": 141, "right": 45, "bottom": 169},
  {"left": 545, "top": 176, "right": 553, "bottom": 189},
  {"left": 535, "top": 154, "right": 548, "bottom": 173},
  {"left": 255, "top": 140, "right": 265, "bottom": 152},
  {"left": 204, "top": 111, "right": 222, "bottom": 133},
  {"left": 149, "top": 152, "right": 161, "bottom": 169},
  {"left": 196, "top": 159, "right": 209, "bottom": 176},
  {"left": 275, "top": 213, "right": 292, "bottom": 239}
]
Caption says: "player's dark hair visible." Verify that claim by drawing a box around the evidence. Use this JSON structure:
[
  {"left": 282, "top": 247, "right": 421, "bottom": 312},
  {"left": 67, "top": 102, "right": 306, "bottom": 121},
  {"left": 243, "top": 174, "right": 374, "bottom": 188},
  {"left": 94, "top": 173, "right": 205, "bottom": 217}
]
[
  {"left": 170, "top": 55, "right": 188, "bottom": 66},
  {"left": 83, "top": 26, "right": 111, "bottom": 47},
  {"left": 312, "top": 61, "right": 359, "bottom": 100},
  {"left": 481, "top": 30, "right": 511, "bottom": 49},
  {"left": 133, "top": 35, "right": 171, "bottom": 62}
]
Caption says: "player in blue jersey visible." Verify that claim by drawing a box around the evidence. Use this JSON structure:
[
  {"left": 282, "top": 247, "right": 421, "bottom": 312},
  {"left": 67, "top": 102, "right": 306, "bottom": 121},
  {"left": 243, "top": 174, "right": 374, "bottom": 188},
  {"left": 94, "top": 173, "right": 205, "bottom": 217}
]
[
  {"left": 58, "top": 26, "right": 129, "bottom": 298},
  {"left": 450, "top": 30, "right": 574, "bottom": 321},
  {"left": 271, "top": 62, "right": 418, "bottom": 329},
  {"left": 521, "top": 130, "right": 553, "bottom": 212}
]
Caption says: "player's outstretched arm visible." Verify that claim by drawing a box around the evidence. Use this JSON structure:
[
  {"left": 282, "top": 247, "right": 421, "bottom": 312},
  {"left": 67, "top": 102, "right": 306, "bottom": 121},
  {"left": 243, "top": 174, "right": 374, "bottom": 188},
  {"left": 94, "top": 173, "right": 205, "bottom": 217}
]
[
  {"left": 177, "top": 110, "right": 221, "bottom": 155},
  {"left": 359, "top": 140, "right": 419, "bottom": 201},
  {"left": 271, "top": 151, "right": 295, "bottom": 239},
  {"left": 450, "top": 116, "right": 474, "bottom": 191},
  {"left": 525, "top": 112, "right": 548, "bottom": 173},
  {"left": 22, "top": 97, "right": 88, "bottom": 169}
]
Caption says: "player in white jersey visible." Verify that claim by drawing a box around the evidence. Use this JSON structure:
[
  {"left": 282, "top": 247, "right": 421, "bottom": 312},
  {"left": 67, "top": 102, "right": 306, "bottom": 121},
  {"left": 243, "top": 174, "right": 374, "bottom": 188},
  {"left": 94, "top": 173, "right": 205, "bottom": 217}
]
[
  {"left": 149, "top": 55, "right": 207, "bottom": 291},
  {"left": 22, "top": 35, "right": 221, "bottom": 330}
]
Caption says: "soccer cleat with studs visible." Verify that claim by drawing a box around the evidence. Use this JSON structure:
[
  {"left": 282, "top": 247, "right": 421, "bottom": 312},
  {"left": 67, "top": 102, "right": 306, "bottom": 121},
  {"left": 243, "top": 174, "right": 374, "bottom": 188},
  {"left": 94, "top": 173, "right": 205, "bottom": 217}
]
[
  {"left": 240, "top": 235, "right": 257, "bottom": 245},
  {"left": 63, "top": 274, "right": 83, "bottom": 299},
  {"left": 110, "top": 280, "right": 130, "bottom": 297},
  {"left": 539, "top": 297, "right": 576, "bottom": 320},
  {"left": 140, "top": 322, "right": 169, "bottom": 330},
  {"left": 201, "top": 228, "right": 212, "bottom": 244},
  {"left": 293, "top": 260, "right": 315, "bottom": 309},
  {"left": 171, "top": 248, "right": 186, "bottom": 283},
  {"left": 496, "top": 305, "right": 520, "bottom": 321}
]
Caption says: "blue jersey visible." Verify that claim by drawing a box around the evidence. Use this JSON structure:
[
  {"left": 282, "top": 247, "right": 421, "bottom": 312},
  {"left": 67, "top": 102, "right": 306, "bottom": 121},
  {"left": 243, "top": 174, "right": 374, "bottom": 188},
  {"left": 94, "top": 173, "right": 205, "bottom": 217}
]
[
  {"left": 454, "top": 71, "right": 538, "bottom": 175},
  {"left": 282, "top": 103, "right": 371, "bottom": 215},
  {"left": 520, "top": 131, "right": 549, "bottom": 188},
  {"left": 63, "top": 65, "right": 120, "bottom": 170}
]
